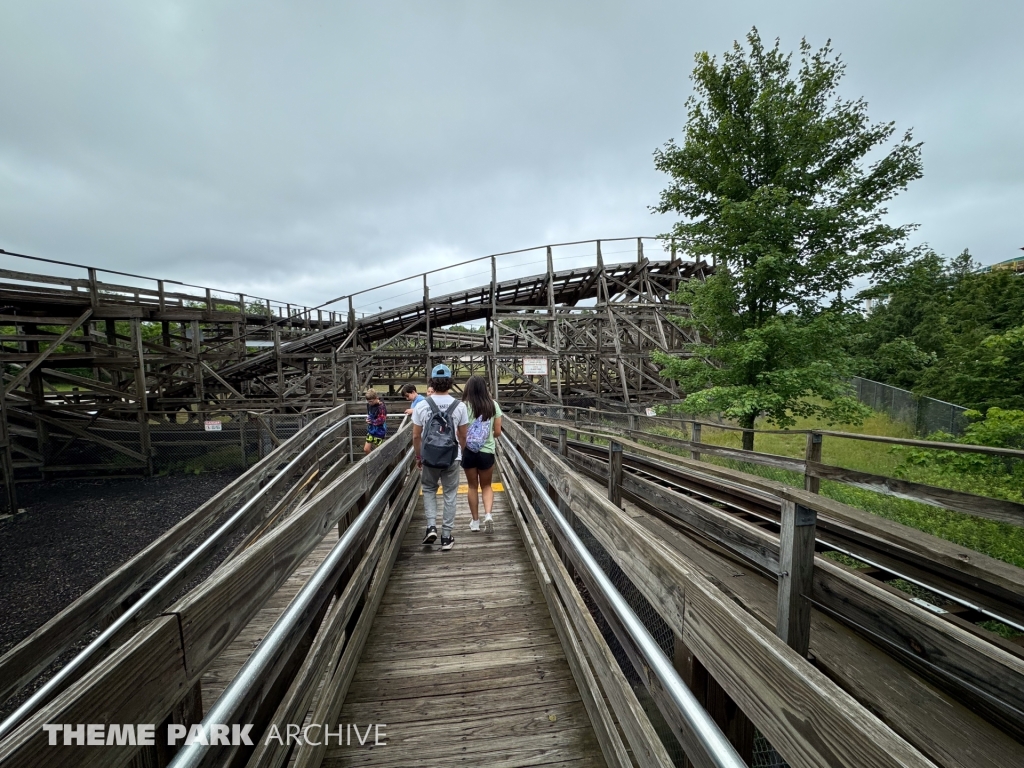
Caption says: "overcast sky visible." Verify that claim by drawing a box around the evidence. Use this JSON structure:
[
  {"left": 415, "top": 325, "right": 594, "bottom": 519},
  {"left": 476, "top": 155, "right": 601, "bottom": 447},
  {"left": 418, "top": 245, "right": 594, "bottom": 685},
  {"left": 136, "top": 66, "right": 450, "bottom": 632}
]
[{"left": 1, "top": 1, "right": 1021, "bottom": 311}]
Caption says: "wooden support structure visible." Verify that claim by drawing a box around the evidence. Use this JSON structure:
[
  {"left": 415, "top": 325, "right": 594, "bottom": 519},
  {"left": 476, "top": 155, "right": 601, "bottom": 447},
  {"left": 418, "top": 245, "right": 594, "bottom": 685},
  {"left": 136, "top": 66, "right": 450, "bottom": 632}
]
[
  {"left": 608, "top": 440, "right": 623, "bottom": 508},
  {"left": 776, "top": 500, "right": 816, "bottom": 657},
  {"left": 805, "top": 432, "right": 822, "bottom": 493}
]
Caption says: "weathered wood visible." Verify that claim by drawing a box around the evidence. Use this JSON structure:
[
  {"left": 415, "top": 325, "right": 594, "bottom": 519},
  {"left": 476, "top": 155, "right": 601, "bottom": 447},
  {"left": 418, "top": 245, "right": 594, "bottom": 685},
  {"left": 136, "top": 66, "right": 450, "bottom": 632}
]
[
  {"left": 0, "top": 406, "right": 348, "bottom": 707},
  {"left": 226, "top": 473, "right": 418, "bottom": 768},
  {"left": 570, "top": 447, "right": 778, "bottom": 574},
  {"left": 807, "top": 460, "right": 1024, "bottom": 526},
  {"left": 674, "top": 639, "right": 755, "bottom": 767},
  {"left": 503, "top": 461, "right": 633, "bottom": 768},
  {"left": 289, "top": 480, "right": 416, "bottom": 768},
  {"left": 568, "top": 428, "right": 1024, "bottom": 610},
  {"left": 776, "top": 501, "right": 816, "bottom": 658},
  {"left": 2, "top": 309, "right": 93, "bottom": 395},
  {"left": 814, "top": 429, "right": 1024, "bottom": 459},
  {"left": 812, "top": 556, "right": 1024, "bottom": 742},
  {"left": 170, "top": 429, "right": 409, "bottom": 679},
  {"left": 636, "top": 500, "right": 1024, "bottom": 768},
  {"left": 0, "top": 616, "right": 189, "bottom": 768},
  {"left": 522, "top": 414, "right": 806, "bottom": 474},
  {"left": 502, "top": 419, "right": 936, "bottom": 768},
  {"left": 608, "top": 441, "right": 623, "bottom": 508},
  {"left": 501, "top": 449, "right": 672, "bottom": 768},
  {"left": 565, "top": 439, "right": 1024, "bottom": 734},
  {"left": 804, "top": 432, "right": 822, "bottom": 493}
]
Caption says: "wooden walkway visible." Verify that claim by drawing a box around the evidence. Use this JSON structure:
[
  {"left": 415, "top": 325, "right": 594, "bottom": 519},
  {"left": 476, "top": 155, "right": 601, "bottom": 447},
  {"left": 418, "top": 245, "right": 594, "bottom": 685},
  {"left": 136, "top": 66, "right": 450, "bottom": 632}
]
[
  {"left": 322, "top": 488, "right": 606, "bottom": 768},
  {"left": 201, "top": 535, "right": 337, "bottom": 708}
]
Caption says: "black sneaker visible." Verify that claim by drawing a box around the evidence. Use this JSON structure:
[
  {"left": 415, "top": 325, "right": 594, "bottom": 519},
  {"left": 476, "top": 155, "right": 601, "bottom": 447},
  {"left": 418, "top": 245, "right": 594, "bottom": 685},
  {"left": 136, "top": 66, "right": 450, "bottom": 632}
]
[
  {"left": 422, "top": 526, "right": 437, "bottom": 545},
  {"left": 440, "top": 535, "right": 455, "bottom": 551}
]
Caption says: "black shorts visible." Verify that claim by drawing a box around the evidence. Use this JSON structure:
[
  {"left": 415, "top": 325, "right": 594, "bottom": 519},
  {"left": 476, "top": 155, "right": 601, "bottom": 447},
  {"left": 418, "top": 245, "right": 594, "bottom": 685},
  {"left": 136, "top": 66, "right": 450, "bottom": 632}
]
[{"left": 461, "top": 449, "right": 495, "bottom": 471}]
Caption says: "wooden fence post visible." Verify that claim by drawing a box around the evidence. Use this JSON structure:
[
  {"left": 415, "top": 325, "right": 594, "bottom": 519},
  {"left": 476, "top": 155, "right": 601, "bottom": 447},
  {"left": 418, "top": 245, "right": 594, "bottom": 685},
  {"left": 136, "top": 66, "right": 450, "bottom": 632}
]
[
  {"left": 87, "top": 267, "right": 100, "bottom": 308},
  {"left": 558, "top": 427, "right": 568, "bottom": 458},
  {"left": 673, "top": 638, "right": 755, "bottom": 766},
  {"left": 776, "top": 500, "right": 816, "bottom": 658},
  {"left": 804, "top": 432, "right": 822, "bottom": 493},
  {"left": 608, "top": 441, "right": 623, "bottom": 508},
  {"left": 238, "top": 416, "right": 247, "bottom": 470},
  {"left": 690, "top": 422, "right": 702, "bottom": 461}
]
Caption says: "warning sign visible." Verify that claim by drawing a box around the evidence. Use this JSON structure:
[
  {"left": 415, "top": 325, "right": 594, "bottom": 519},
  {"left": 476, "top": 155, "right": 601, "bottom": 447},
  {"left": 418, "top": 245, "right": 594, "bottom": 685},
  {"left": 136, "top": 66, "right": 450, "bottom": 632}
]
[
  {"left": 204, "top": 421, "right": 223, "bottom": 432},
  {"left": 523, "top": 357, "right": 548, "bottom": 376}
]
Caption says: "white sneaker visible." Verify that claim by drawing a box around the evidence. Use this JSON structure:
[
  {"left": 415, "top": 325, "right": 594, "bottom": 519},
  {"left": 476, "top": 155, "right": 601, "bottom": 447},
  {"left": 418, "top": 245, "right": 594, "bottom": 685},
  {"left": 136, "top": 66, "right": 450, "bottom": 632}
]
[
  {"left": 483, "top": 513, "right": 493, "bottom": 534},
  {"left": 470, "top": 518, "right": 480, "bottom": 532}
]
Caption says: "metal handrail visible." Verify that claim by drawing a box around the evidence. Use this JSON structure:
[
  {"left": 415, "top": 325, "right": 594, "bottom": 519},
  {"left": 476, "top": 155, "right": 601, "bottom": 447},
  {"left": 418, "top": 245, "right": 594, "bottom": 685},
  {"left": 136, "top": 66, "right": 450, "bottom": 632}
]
[
  {"left": 0, "top": 416, "right": 351, "bottom": 740},
  {"left": 167, "top": 456, "right": 412, "bottom": 768},
  {"left": 500, "top": 434, "right": 747, "bottom": 768}
]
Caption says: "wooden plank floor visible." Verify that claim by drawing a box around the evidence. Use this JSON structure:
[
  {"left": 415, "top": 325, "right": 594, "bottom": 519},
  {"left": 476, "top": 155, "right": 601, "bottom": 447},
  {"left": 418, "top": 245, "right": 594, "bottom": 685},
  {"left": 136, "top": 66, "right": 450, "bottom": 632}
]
[
  {"left": 201, "top": 534, "right": 337, "bottom": 709},
  {"left": 322, "top": 488, "right": 607, "bottom": 768}
]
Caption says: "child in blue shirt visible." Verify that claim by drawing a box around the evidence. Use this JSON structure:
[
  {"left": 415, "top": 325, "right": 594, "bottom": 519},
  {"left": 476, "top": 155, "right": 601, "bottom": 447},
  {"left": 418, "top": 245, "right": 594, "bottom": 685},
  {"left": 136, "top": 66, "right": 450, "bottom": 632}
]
[{"left": 401, "top": 383, "right": 426, "bottom": 415}]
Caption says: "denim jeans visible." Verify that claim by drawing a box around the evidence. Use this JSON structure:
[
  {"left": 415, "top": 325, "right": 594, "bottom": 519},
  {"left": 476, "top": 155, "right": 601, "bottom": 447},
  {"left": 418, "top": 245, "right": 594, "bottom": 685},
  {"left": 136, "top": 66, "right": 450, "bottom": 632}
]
[{"left": 421, "top": 460, "right": 461, "bottom": 537}]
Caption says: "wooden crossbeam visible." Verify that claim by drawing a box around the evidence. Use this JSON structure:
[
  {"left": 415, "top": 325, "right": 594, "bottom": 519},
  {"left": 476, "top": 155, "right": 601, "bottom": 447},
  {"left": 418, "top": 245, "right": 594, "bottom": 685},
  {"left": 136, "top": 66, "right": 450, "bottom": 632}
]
[{"left": 2, "top": 310, "right": 93, "bottom": 395}]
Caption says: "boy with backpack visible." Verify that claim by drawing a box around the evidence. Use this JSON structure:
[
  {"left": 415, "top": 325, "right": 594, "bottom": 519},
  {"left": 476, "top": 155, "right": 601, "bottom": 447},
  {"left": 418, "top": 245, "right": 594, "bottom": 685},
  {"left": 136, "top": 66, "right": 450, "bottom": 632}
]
[{"left": 411, "top": 364, "right": 468, "bottom": 551}]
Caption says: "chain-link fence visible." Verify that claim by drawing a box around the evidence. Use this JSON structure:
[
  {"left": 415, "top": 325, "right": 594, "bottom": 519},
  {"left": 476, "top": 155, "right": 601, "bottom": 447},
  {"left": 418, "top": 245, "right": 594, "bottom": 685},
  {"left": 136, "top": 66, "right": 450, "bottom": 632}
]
[
  {"left": 525, "top": 421, "right": 789, "bottom": 767},
  {"left": 2, "top": 405, "right": 418, "bottom": 504},
  {"left": 851, "top": 376, "right": 968, "bottom": 436},
  {"left": 520, "top": 378, "right": 971, "bottom": 439},
  {"left": 29, "top": 411, "right": 326, "bottom": 477}
]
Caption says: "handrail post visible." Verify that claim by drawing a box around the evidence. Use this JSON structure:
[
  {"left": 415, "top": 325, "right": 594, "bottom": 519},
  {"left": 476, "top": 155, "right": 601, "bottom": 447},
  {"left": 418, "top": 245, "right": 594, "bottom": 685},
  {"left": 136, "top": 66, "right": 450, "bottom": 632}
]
[
  {"left": 608, "top": 441, "right": 623, "bottom": 508},
  {"left": 558, "top": 427, "right": 568, "bottom": 458},
  {"left": 690, "top": 422, "right": 702, "bottom": 461},
  {"left": 776, "top": 500, "right": 816, "bottom": 658},
  {"left": 804, "top": 432, "right": 822, "bottom": 493},
  {"left": 87, "top": 267, "right": 100, "bottom": 308}
]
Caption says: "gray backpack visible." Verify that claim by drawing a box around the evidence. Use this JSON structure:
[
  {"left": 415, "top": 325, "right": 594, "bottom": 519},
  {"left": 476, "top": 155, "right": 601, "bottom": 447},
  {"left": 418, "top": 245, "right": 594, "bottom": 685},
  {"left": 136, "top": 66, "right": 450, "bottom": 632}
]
[{"left": 421, "top": 398, "right": 459, "bottom": 469}]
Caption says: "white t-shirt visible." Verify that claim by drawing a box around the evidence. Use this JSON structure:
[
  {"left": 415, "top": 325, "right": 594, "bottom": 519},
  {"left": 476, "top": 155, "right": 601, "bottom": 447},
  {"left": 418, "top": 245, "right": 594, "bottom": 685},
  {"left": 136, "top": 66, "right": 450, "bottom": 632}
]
[{"left": 411, "top": 394, "right": 469, "bottom": 462}]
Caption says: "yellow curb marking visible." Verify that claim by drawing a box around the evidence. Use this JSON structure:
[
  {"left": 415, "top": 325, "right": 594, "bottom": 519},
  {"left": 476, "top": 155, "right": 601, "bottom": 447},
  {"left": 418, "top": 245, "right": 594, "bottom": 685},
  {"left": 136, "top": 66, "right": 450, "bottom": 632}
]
[{"left": 420, "top": 483, "right": 505, "bottom": 495}]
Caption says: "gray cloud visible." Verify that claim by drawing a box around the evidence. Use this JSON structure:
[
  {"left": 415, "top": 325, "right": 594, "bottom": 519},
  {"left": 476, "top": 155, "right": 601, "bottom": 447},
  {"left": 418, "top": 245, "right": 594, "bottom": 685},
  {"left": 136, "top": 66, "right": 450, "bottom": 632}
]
[{"left": 1, "top": 1, "right": 1021, "bottom": 309}]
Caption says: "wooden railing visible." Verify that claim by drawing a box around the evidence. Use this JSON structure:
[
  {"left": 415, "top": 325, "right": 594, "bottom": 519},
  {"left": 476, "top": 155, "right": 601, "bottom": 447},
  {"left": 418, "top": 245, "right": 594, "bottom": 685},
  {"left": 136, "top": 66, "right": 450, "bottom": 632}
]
[
  {"left": 517, "top": 406, "right": 1024, "bottom": 527},
  {"left": 0, "top": 414, "right": 413, "bottom": 767},
  {"left": 498, "top": 419, "right": 943, "bottom": 768},
  {"left": 0, "top": 248, "right": 340, "bottom": 328}
]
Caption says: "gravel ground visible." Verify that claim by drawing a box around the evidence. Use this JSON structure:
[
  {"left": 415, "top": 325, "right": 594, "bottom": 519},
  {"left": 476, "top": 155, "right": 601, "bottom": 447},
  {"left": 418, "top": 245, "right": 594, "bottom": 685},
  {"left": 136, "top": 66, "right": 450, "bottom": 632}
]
[{"left": 0, "top": 472, "right": 241, "bottom": 658}]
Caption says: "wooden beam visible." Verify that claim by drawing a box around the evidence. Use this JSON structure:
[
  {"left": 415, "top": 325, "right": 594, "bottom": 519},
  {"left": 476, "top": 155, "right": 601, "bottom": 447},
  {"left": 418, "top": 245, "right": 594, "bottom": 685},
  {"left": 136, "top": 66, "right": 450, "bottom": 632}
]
[
  {"left": 500, "top": 461, "right": 644, "bottom": 768},
  {"left": 0, "top": 406, "right": 349, "bottom": 707},
  {"left": 502, "top": 419, "right": 936, "bottom": 768},
  {"left": 2, "top": 310, "right": 93, "bottom": 395},
  {"left": 776, "top": 501, "right": 816, "bottom": 657}
]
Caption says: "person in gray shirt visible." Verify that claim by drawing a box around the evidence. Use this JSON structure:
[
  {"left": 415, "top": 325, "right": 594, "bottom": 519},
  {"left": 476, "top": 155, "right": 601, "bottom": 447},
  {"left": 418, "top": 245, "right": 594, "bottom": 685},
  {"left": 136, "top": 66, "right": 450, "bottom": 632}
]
[{"left": 411, "top": 364, "right": 468, "bottom": 551}]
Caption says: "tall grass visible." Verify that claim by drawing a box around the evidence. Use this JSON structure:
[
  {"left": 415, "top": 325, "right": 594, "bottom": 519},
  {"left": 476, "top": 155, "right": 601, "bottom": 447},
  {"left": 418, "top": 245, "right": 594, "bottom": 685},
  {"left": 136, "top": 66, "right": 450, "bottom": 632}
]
[{"left": 645, "top": 412, "right": 1024, "bottom": 571}]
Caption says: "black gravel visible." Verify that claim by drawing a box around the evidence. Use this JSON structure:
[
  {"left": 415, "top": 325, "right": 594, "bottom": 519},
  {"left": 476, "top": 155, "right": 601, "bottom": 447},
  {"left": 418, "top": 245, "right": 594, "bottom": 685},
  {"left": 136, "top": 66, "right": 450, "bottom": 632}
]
[{"left": 0, "top": 472, "right": 241, "bottom": 658}]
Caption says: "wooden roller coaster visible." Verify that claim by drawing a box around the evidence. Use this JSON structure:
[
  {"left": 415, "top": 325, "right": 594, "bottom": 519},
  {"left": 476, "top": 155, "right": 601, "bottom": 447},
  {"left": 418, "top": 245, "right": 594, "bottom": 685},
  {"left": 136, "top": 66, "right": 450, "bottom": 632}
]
[{"left": 0, "top": 237, "right": 706, "bottom": 501}]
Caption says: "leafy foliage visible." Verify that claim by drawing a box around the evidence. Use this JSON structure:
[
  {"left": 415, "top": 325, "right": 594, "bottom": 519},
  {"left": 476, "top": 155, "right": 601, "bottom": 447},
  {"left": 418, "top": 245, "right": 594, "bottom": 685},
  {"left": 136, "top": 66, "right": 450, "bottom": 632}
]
[
  {"left": 893, "top": 408, "right": 1024, "bottom": 498},
  {"left": 854, "top": 250, "right": 1024, "bottom": 410},
  {"left": 652, "top": 29, "right": 921, "bottom": 438}
]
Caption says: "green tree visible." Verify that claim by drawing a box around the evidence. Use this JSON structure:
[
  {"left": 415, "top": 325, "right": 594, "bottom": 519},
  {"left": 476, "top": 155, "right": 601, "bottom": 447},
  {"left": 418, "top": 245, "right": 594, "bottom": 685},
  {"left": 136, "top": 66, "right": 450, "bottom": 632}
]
[
  {"left": 652, "top": 29, "right": 922, "bottom": 447},
  {"left": 856, "top": 249, "right": 1024, "bottom": 410}
]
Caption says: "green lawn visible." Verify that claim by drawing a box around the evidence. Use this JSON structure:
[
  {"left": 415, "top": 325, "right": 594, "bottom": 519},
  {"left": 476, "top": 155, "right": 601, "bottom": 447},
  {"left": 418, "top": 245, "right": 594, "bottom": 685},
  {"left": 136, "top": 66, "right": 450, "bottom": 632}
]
[{"left": 644, "top": 412, "right": 1024, "bottom": 571}]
